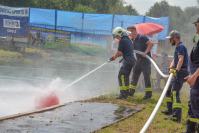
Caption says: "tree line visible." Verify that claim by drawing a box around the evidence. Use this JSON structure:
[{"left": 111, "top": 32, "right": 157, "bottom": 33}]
[
  {"left": 0, "top": 0, "right": 138, "bottom": 15},
  {"left": 1, "top": 0, "right": 199, "bottom": 45}
]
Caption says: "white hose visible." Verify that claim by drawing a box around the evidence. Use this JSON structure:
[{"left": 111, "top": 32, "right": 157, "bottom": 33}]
[
  {"left": 132, "top": 50, "right": 173, "bottom": 132},
  {"left": 134, "top": 50, "right": 169, "bottom": 78},
  {"left": 140, "top": 73, "right": 173, "bottom": 133},
  {"left": 64, "top": 62, "right": 108, "bottom": 89}
]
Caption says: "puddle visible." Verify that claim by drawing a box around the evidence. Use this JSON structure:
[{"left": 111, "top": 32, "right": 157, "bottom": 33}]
[{"left": 0, "top": 102, "right": 142, "bottom": 133}]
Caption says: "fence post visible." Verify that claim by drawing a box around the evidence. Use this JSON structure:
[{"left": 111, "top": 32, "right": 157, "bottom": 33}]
[
  {"left": 143, "top": 15, "right": 146, "bottom": 23},
  {"left": 121, "top": 21, "right": 124, "bottom": 28},
  {"left": 111, "top": 14, "right": 115, "bottom": 31},
  {"left": 54, "top": 10, "right": 58, "bottom": 42},
  {"left": 81, "top": 12, "right": 85, "bottom": 40}
]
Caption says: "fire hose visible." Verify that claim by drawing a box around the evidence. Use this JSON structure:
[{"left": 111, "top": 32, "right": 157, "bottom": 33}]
[
  {"left": 132, "top": 50, "right": 173, "bottom": 133},
  {"left": 119, "top": 50, "right": 173, "bottom": 133}
]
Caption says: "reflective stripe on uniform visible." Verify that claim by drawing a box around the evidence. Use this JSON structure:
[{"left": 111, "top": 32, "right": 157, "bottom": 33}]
[
  {"left": 129, "top": 84, "right": 136, "bottom": 90},
  {"left": 121, "top": 75, "right": 125, "bottom": 87},
  {"left": 172, "top": 91, "right": 182, "bottom": 109},
  {"left": 173, "top": 102, "right": 182, "bottom": 109},
  {"left": 165, "top": 97, "right": 172, "bottom": 103},
  {"left": 119, "top": 75, "right": 129, "bottom": 90},
  {"left": 119, "top": 86, "right": 129, "bottom": 91},
  {"left": 145, "top": 87, "right": 152, "bottom": 92},
  {"left": 188, "top": 117, "right": 199, "bottom": 124},
  {"left": 172, "top": 91, "right": 177, "bottom": 103}
]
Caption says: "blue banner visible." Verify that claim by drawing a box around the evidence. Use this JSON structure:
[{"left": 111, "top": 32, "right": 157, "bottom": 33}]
[{"left": 0, "top": 5, "right": 29, "bottom": 37}]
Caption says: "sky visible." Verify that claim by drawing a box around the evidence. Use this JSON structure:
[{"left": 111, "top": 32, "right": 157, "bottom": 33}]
[{"left": 125, "top": 0, "right": 198, "bottom": 15}]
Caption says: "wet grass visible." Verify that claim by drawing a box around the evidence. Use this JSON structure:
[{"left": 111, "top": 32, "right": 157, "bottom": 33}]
[
  {"left": 44, "top": 42, "right": 107, "bottom": 56},
  {"left": 67, "top": 43, "right": 107, "bottom": 56},
  {"left": 0, "top": 49, "right": 23, "bottom": 59},
  {"left": 93, "top": 90, "right": 189, "bottom": 133},
  {"left": 24, "top": 47, "right": 49, "bottom": 58},
  {"left": 0, "top": 49, "right": 23, "bottom": 64}
]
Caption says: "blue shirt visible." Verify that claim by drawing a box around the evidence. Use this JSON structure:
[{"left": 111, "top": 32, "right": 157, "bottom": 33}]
[
  {"left": 190, "top": 39, "right": 199, "bottom": 69},
  {"left": 133, "top": 34, "right": 151, "bottom": 58},
  {"left": 118, "top": 35, "right": 135, "bottom": 64},
  {"left": 174, "top": 42, "right": 188, "bottom": 70}
]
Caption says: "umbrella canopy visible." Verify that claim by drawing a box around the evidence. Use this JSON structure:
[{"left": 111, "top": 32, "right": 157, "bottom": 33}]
[{"left": 134, "top": 22, "right": 164, "bottom": 35}]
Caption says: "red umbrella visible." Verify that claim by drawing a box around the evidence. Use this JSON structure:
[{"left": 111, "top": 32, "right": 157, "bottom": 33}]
[{"left": 134, "top": 22, "right": 164, "bottom": 35}]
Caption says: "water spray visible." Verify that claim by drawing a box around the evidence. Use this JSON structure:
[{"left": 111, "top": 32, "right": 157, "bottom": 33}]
[
  {"left": 37, "top": 61, "right": 109, "bottom": 108},
  {"left": 63, "top": 62, "right": 108, "bottom": 89}
]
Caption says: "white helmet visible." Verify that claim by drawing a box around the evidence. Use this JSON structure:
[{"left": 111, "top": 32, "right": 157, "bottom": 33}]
[{"left": 112, "top": 27, "right": 125, "bottom": 38}]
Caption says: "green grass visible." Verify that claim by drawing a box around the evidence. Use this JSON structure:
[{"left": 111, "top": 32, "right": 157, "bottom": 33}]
[
  {"left": 0, "top": 49, "right": 24, "bottom": 64},
  {"left": 92, "top": 91, "right": 189, "bottom": 133},
  {"left": 25, "top": 47, "right": 49, "bottom": 58},
  {"left": 44, "top": 42, "right": 107, "bottom": 56},
  {"left": 44, "top": 42, "right": 65, "bottom": 49},
  {"left": 67, "top": 43, "right": 107, "bottom": 56},
  {"left": 0, "top": 49, "right": 23, "bottom": 59}
]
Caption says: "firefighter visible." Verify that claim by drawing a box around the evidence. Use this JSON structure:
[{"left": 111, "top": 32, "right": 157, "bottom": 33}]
[
  {"left": 162, "top": 30, "right": 189, "bottom": 123},
  {"left": 110, "top": 27, "right": 136, "bottom": 99},
  {"left": 185, "top": 18, "right": 199, "bottom": 132},
  {"left": 127, "top": 26, "right": 153, "bottom": 99}
]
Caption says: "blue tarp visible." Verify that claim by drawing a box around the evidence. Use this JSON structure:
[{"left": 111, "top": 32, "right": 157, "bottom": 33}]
[
  {"left": 57, "top": 11, "right": 83, "bottom": 32},
  {"left": 29, "top": 8, "right": 169, "bottom": 40},
  {"left": 113, "top": 15, "right": 144, "bottom": 28},
  {"left": 83, "top": 13, "right": 113, "bottom": 35},
  {"left": 29, "top": 8, "right": 56, "bottom": 29}
]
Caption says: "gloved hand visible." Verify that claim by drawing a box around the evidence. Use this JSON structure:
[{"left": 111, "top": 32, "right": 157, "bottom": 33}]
[
  {"left": 169, "top": 68, "right": 177, "bottom": 76},
  {"left": 109, "top": 56, "right": 116, "bottom": 61}
]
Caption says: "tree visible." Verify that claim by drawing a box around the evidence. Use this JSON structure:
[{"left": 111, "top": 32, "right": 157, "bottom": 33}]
[
  {"left": 125, "top": 5, "right": 139, "bottom": 15},
  {"left": 0, "top": 0, "right": 34, "bottom": 7},
  {"left": 146, "top": 1, "right": 186, "bottom": 31},
  {"left": 74, "top": 4, "right": 96, "bottom": 13},
  {"left": 0, "top": 0, "right": 139, "bottom": 15},
  {"left": 146, "top": 1, "right": 169, "bottom": 17}
]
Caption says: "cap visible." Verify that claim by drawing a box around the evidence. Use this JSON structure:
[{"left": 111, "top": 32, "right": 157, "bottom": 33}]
[{"left": 166, "top": 30, "right": 180, "bottom": 39}]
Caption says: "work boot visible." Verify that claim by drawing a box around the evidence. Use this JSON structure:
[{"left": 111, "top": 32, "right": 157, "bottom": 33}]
[
  {"left": 117, "top": 90, "right": 128, "bottom": 99},
  {"left": 161, "top": 109, "right": 172, "bottom": 115},
  {"left": 162, "top": 102, "right": 172, "bottom": 115},
  {"left": 172, "top": 109, "right": 182, "bottom": 123},
  {"left": 186, "top": 120, "right": 197, "bottom": 133},
  {"left": 143, "top": 91, "right": 152, "bottom": 100},
  {"left": 129, "top": 89, "right": 135, "bottom": 97},
  {"left": 125, "top": 90, "right": 131, "bottom": 98}
]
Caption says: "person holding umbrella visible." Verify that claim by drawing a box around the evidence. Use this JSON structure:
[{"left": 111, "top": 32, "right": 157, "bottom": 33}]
[{"left": 127, "top": 26, "right": 153, "bottom": 99}]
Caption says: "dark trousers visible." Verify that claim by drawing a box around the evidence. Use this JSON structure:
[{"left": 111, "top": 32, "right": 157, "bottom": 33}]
[
  {"left": 118, "top": 60, "right": 134, "bottom": 92},
  {"left": 165, "top": 70, "right": 188, "bottom": 117},
  {"left": 186, "top": 82, "right": 199, "bottom": 133},
  {"left": 131, "top": 58, "right": 152, "bottom": 92}
]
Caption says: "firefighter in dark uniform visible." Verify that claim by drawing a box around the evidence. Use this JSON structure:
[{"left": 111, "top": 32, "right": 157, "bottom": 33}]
[
  {"left": 127, "top": 26, "right": 153, "bottom": 99},
  {"left": 110, "top": 27, "right": 136, "bottom": 99},
  {"left": 162, "top": 30, "right": 189, "bottom": 123},
  {"left": 186, "top": 18, "right": 199, "bottom": 133}
]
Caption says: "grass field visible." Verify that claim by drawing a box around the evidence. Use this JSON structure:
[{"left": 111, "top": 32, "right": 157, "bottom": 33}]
[{"left": 90, "top": 90, "right": 189, "bottom": 133}]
